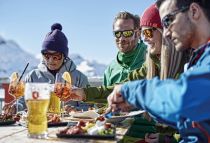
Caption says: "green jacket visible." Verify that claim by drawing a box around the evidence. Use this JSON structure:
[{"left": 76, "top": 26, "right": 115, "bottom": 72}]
[
  {"left": 85, "top": 54, "right": 160, "bottom": 103},
  {"left": 103, "top": 41, "right": 147, "bottom": 86}
]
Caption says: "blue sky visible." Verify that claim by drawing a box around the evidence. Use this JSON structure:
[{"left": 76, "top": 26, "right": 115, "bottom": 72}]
[{"left": 0, "top": 0, "right": 155, "bottom": 64}]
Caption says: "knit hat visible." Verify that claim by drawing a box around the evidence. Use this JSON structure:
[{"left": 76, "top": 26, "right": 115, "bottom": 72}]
[
  {"left": 41, "top": 23, "right": 69, "bottom": 57},
  {"left": 140, "top": 4, "right": 162, "bottom": 29}
]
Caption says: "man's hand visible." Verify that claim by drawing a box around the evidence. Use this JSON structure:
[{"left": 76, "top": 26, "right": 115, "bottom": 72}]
[{"left": 106, "top": 84, "right": 132, "bottom": 113}]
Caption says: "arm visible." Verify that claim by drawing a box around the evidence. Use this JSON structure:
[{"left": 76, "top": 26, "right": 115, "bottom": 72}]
[
  {"left": 84, "top": 86, "right": 114, "bottom": 103},
  {"left": 126, "top": 62, "right": 147, "bottom": 81},
  {"left": 120, "top": 67, "right": 210, "bottom": 123}
]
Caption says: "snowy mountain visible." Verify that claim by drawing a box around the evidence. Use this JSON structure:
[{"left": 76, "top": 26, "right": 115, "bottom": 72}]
[
  {"left": 0, "top": 36, "right": 107, "bottom": 78},
  {"left": 0, "top": 36, "right": 39, "bottom": 78}
]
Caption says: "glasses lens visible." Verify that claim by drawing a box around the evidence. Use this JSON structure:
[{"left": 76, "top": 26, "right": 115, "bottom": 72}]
[
  {"left": 114, "top": 31, "right": 121, "bottom": 38},
  {"left": 143, "top": 29, "right": 153, "bottom": 38},
  {"left": 43, "top": 53, "right": 62, "bottom": 61},
  {"left": 122, "top": 30, "right": 134, "bottom": 38},
  {"left": 162, "top": 15, "right": 174, "bottom": 28}
]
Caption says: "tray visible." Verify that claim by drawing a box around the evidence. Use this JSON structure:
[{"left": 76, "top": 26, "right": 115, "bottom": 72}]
[
  {"left": 56, "top": 124, "right": 116, "bottom": 140},
  {"left": 56, "top": 132, "right": 115, "bottom": 140},
  {"left": 0, "top": 120, "right": 16, "bottom": 126},
  {"left": 48, "top": 122, "right": 69, "bottom": 127}
]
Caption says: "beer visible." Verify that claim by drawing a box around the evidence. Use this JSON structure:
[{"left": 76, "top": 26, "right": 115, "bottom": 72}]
[
  {"left": 48, "top": 92, "right": 61, "bottom": 113},
  {"left": 24, "top": 83, "right": 51, "bottom": 139},
  {"left": 26, "top": 99, "right": 49, "bottom": 134}
]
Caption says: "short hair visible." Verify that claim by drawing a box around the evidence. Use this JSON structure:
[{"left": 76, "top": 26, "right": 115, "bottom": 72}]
[
  {"left": 156, "top": 0, "right": 210, "bottom": 22},
  {"left": 113, "top": 11, "right": 140, "bottom": 30}
]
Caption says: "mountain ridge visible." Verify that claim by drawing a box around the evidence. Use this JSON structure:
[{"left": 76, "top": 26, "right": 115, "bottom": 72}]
[{"left": 0, "top": 36, "right": 107, "bottom": 78}]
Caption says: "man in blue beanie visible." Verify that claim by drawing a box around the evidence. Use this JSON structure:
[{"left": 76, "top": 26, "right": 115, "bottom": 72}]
[
  {"left": 26, "top": 23, "right": 89, "bottom": 89},
  {"left": 6, "top": 23, "right": 89, "bottom": 113}
]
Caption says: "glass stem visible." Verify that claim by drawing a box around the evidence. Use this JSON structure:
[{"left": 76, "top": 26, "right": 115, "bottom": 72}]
[
  {"left": 16, "top": 99, "right": 18, "bottom": 113},
  {"left": 61, "top": 101, "right": 64, "bottom": 119}
]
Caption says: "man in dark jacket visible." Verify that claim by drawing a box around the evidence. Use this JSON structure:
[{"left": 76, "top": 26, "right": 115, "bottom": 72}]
[{"left": 103, "top": 11, "right": 147, "bottom": 86}]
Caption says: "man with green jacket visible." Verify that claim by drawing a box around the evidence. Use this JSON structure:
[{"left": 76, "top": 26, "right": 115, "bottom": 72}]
[{"left": 103, "top": 11, "right": 147, "bottom": 86}]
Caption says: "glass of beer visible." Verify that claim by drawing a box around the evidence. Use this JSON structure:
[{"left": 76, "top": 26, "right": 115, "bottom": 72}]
[
  {"left": 24, "top": 83, "right": 51, "bottom": 139},
  {"left": 48, "top": 91, "right": 61, "bottom": 114}
]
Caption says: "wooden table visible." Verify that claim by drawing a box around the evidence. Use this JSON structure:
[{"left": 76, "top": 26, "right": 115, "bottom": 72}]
[{"left": 0, "top": 123, "right": 128, "bottom": 143}]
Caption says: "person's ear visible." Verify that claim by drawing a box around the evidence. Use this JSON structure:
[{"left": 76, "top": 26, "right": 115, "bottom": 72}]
[
  {"left": 135, "top": 28, "right": 141, "bottom": 39},
  {"left": 189, "top": 3, "right": 201, "bottom": 21}
]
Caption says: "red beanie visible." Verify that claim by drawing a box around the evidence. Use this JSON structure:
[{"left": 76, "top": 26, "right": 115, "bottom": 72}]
[{"left": 140, "top": 4, "right": 162, "bottom": 29}]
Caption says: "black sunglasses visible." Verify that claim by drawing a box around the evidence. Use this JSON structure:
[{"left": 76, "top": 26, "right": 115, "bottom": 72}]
[
  {"left": 162, "top": 6, "right": 189, "bottom": 28},
  {"left": 113, "top": 30, "right": 135, "bottom": 38}
]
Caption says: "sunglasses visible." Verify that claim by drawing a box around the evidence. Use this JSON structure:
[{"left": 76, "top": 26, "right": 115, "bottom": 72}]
[
  {"left": 142, "top": 28, "right": 157, "bottom": 38},
  {"left": 162, "top": 6, "right": 189, "bottom": 28},
  {"left": 113, "top": 30, "right": 134, "bottom": 38},
  {"left": 43, "top": 52, "right": 63, "bottom": 61}
]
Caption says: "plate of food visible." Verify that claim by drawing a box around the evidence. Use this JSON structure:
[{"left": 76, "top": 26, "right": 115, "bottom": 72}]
[
  {"left": 47, "top": 114, "right": 69, "bottom": 127},
  {"left": 56, "top": 116, "right": 115, "bottom": 140},
  {"left": 0, "top": 114, "right": 16, "bottom": 126},
  {"left": 105, "top": 110, "right": 145, "bottom": 123}
]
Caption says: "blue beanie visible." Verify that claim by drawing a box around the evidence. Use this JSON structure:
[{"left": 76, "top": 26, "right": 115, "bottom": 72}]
[{"left": 41, "top": 23, "right": 69, "bottom": 57}]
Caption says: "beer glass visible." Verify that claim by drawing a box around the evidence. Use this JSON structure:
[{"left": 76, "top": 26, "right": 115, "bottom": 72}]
[
  {"left": 48, "top": 92, "right": 61, "bottom": 113},
  {"left": 24, "top": 83, "right": 51, "bottom": 139}
]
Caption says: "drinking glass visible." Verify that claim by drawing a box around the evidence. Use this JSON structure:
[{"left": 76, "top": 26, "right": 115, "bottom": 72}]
[
  {"left": 54, "top": 73, "right": 71, "bottom": 118},
  {"left": 8, "top": 80, "right": 25, "bottom": 113},
  {"left": 24, "top": 83, "right": 51, "bottom": 139}
]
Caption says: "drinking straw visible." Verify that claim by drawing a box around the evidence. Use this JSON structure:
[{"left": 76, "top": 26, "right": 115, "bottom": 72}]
[{"left": 18, "top": 63, "right": 29, "bottom": 82}]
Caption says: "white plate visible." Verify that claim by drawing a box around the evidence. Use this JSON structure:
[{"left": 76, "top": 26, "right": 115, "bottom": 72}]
[{"left": 69, "top": 110, "right": 100, "bottom": 119}]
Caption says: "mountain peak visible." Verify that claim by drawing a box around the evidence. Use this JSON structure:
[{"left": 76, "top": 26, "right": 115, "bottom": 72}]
[{"left": 0, "top": 36, "right": 107, "bottom": 78}]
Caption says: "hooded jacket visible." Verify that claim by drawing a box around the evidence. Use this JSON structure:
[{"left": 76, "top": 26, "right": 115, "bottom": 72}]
[
  {"left": 103, "top": 41, "right": 147, "bottom": 86},
  {"left": 18, "top": 58, "right": 89, "bottom": 111},
  {"left": 25, "top": 58, "right": 88, "bottom": 87}
]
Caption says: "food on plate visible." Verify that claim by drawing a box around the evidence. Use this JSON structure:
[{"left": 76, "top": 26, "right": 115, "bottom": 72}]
[
  {"left": 0, "top": 114, "right": 13, "bottom": 122},
  {"left": 58, "top": 116, "right": 114, "bottom": 136},
  {"left": 98, "top": 123, "right": 114, "bottom": 135},
  {"left": 47, "top": 114, "right": 61, "bottom": 123},
  {"left": 13, "top": 113, "right": 21, "bottom": 122},
  {"left": 64, "top": 105, "right": 81, "bottom": 114}
]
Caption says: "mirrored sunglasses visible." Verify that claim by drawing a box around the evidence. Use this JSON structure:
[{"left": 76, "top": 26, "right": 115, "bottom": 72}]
[
  {"left": 162, "top": 6, "right": 189, "bottom": 28},
  {"left": 43, "top": 52, "right": 63, "bottom": 61},
  {"left": 113, "top": 30, "right": 134, "bottom": 38},
  {"left": 142, "top": 28, "right": 156, "bottom": 38}
]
